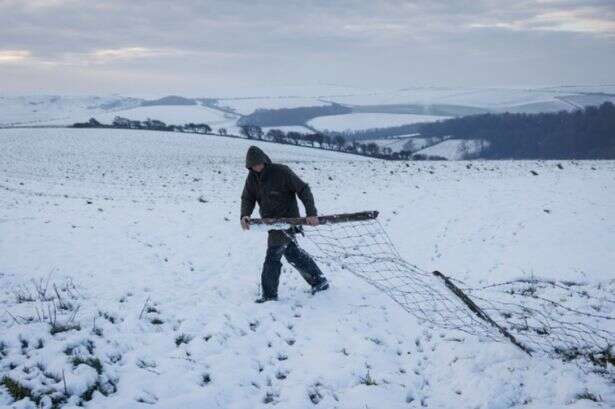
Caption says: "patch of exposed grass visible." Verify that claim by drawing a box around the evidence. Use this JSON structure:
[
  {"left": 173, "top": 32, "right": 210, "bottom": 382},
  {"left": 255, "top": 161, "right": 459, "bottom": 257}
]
[
  {"left": 175, "top": 333, "right": 193, "bottom": 346},
  {"left": 308, "top": 384, "right": 323, "bottom": 404},
  {"left": 555, "top": 345, "right": 615, "bottom": 368},
  {"left": 98, "top": 311, "right": 116, "bottom": 324},
  {"left": 1, "top": 376, "right": 33, "bottom": 402},
  {"left": 80, "top": 378, "right": 117, "bottom": 402},
  {"left": 50, "top": 322, "right": 81, "bottom": 335},
  {"left": 200, "top": 373, "right": 211, "bottom": 385},
  {"left": 359, "top": 370, "right": 378, "bottom": 386},
  {"left": 72, "top": 357, "right": 103, "bottom": 375},
  {"left": 15, "top": 292, "right": 35, "bottom": 303},
  {"left": 136, "top": 358, "right": 158, "bottom": 374},
  {"left": 64, "top": 339, "right": 94, "bottom": 356},
  {"left": 575, "top": 391, "right": 601, "bottom": 402},
  {"left": 263, "top": 391, "right": 277, "bottom": 404},
  {"left": 150, "top": 317, "right": 164, "bottom": 325}
]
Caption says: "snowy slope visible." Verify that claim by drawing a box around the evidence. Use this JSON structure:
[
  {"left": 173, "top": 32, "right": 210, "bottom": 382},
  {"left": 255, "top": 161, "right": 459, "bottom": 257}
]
[
  {"left": 359, "top": 136, "right": 445, "bottom": 154},
  {"left": 308, "top": 113, "right": 446, "bottom": 132},
  {"left": 360, "top": 137, "right": 416, "bottom": 153},
  {"left": 414, "top": 139, "right": 490, "bottom": 160},
  {"left": 92, "top": 106, "right": 237, "bottom": 127},
  {"left": 36, "top": 105, "right": 238, "bottom": 129},
  {"left": 0, "top": 95, "right": 140, "bottom": 126},
  {"left": 2, "top": 86, "right": 614, "bottom": 129},
  {"left": 219, "top": 98, "right": 329, "bottom": 116},
  {"left": 0, "top": 128, "right": 614, "bottom": 408}
]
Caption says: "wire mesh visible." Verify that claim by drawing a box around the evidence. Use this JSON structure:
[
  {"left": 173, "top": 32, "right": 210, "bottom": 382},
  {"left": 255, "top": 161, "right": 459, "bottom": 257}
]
[{"left": 296, "top": 218, "right": 615, "bottom": 369}]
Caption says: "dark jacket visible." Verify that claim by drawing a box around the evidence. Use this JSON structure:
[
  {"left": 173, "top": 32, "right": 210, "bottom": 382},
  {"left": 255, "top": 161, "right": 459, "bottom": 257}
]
[{"left": 241, "top": 146, "right": 317, "bottom": 220}]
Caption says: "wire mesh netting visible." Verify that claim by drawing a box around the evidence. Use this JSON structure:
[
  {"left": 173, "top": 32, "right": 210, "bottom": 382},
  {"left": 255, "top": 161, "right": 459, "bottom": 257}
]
[{"left": 292, "top": 218, "right": 615, "bottom": 369}]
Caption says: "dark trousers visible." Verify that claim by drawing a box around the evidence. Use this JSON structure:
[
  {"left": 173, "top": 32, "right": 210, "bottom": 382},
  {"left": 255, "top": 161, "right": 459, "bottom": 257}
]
[{"left": 261, "top": 239, "right": 326, "bottom": 298}]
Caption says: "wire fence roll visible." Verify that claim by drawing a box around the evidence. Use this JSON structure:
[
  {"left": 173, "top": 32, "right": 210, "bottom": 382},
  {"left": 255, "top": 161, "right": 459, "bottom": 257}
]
[{"left": 251, "top": 212, "right": 615, "bottom": 371}]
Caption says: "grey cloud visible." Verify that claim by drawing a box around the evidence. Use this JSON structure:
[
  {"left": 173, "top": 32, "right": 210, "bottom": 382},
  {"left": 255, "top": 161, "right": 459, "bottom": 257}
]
[{"left": 0, "top": 0, "right": 614, "bottom": 94}]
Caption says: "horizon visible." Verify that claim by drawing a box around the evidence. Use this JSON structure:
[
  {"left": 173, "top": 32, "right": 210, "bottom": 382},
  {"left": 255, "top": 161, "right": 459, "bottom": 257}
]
[
  {"left": 2, "top": 1, "right": 615, "bottom": 96},
  {"left": 3, "top": 82, "right": 615, "bottom": 100}
]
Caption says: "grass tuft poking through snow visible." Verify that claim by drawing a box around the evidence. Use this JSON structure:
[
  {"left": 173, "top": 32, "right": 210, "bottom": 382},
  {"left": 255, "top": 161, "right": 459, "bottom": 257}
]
[
  {"left": 200, "top": 373, "right": 211, "bottom": 386},
  {"left": 72, "top": 357, "right": 103, "bottom": 375},
  {"left": 359, "top": 370, "right": 379, "bottom": 386},
  {"left": 1, "top": 376, "right": 33, "bottom": 402},
  {"left": 175, "top": 333, "right": 193, "bottom": 347},
  {"left": 575, "top": 390, "right": 602, "bottom": 403},
  {"left": 150, "top": 318, "right": 164, "bottom": 325}
]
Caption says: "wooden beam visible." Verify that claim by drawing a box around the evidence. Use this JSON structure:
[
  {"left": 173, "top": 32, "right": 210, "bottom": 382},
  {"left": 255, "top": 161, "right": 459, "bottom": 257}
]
[{"left": 249, "top": 210, "right": 379, "bottom": 226}]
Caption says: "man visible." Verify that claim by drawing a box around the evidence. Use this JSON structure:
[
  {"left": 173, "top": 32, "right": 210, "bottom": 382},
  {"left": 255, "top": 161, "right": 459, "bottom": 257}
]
[{"left": 240, "top": 146, "right": 329, "bottom": 303}]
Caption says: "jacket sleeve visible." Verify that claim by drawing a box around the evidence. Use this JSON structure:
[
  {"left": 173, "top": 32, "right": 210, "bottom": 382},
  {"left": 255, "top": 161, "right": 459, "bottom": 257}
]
[
  {"left": 286, "top": 167, "right": 317, "bottom": 217},
  {"left": 240, "top": 177, "right": 256, "bottom": 218}
]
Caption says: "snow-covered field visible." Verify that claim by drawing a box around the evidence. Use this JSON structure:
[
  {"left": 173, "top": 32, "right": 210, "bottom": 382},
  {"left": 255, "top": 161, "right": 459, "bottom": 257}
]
[
  {"left": 359, "top": 136, "right": 445, "bottom": 154},
  {"left": 308, "top": 113, "right": 446, "bottom": 133},
  {"left": 219, "top": 98, "right": 329, "bottom": 116},
  {"left": 36, "top": 105, "right": 239, "bottom": 130},
  {"left": 92, "top": 106, "right": 237, "bottom": 127},
  {"left": 360, "top": 137, "right": 417, "bottom": 153},
  {"left": 3, "top": 86, "right": 614, "bottom": 131},
  {"left": 1, "top": 128, "right": 614, "bottom": 408},
  {"left": 414, "top": 139, "right": 490, "bottom": 160},
  {"left": 0, "top": 96, "right": 140, "bottom": 127},
  {"left": 319, "top": 86, "right": 615, "bottom": 112}
]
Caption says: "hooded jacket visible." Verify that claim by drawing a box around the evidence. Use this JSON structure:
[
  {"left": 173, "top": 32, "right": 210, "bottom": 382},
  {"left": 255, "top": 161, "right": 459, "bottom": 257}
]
[{"left": 241, "top": 146, "right": 317, "bottom": 220}]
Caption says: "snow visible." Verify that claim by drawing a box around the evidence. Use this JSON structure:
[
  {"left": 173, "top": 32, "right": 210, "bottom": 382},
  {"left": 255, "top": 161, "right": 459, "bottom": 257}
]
[
  {"left": 320, "top": 86, "right": 615, "bottom": 113},
  {"left": 403, "top": 137, "right": 444, "bottom": 153},
  {"left": 219, "top": 98, "right": 329, "bottom": 116},
  {"left": 34, "top": 105, "right": 239, "bottom": 128},
  {"left": 414, "top": 139, "right": 490, "bottom": 160},
  {"left": 0, "top": 95, "right": 139, "bottom": 127},
  {"left": 308, "top": 113, "right": 446, "bottom": 132},
  {"left": 2, "top": 86, "right": 614, "bottom": 129},
  {"left": 359, "top": 136, "right": 444, "bottom": 153},
  {"left": 0, "top": 127, "right": 614, "bottom": 408},
  {"left": 93, "top": 105, "right": 237, "bottom": 127},
  {"left": 360, "top": 137, "right": 415, "bottom": 153}
]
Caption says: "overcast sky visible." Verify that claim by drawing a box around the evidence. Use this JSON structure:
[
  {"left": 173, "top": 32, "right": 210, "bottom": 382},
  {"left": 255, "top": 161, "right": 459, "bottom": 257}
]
[{"left": 1, "top": 0, "right": 614, "bottom": 96}]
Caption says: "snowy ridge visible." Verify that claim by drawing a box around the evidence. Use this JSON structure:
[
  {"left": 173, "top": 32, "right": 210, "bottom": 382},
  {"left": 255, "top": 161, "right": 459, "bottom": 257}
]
[
  {"left": 0, "top": 96, "right": 140, "bottom": 127},
  {"left": 3, "top": 85, "right": 614, "bottom": 130}
]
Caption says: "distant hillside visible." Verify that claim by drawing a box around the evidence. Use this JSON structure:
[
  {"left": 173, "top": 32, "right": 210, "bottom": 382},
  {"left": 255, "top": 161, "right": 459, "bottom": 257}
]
[
  {"left": 417, "top": 102, "right": 615, "bottom": 159},
  {"left": 237, "top": 103, "right": 352, "bottom": 127},
  {"left": 141, "top": 95, "right": 196, "bottom": 106},
  {"left": 351, "top": 103, "right": 487, "bottom": 117}
]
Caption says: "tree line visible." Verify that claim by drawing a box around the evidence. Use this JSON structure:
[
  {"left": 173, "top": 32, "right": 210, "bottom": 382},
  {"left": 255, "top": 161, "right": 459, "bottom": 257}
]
[
  {"left": 72, "top": 116, "right": 423, "bottom": 160},
  {"left": 237, "top": 125, "right": 442, "bottom": 159},
  {"left": 73, "top": 117, "right": 214, "bottom": 134},
  {"left": 237, "top": 103, "right": 352, "bottom": 127},
  {"left": 417, "top": 102, "right": 615, "bottom": 159}
]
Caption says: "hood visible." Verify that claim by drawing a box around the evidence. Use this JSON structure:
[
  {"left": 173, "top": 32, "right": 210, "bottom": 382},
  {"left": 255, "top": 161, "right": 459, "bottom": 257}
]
[{"left": 245, "top": 146, "right": 271, "bottom": 169}]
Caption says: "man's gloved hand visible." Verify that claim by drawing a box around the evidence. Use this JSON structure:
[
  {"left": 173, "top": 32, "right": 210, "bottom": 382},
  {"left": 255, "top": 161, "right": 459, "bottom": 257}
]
[
  {"left": 241, "top": 216, "right": 251, "bottom": 230},
  {"left": 306, "top": 216, "right": 319, "bottom": 226}
]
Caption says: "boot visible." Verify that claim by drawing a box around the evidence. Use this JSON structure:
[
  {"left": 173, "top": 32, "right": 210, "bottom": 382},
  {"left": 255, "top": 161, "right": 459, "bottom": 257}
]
[
  {"left": 311, "top": 279, "right": 330, "bottom": 295},
  {"left": 255, "top": 296, "right": 278, "bottom": 304}
]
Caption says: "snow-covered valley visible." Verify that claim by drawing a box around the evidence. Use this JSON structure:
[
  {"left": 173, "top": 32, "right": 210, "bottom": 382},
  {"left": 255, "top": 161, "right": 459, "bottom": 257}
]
[{"left": 1, "top": 128, "right": 614, "bottom": 408}]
